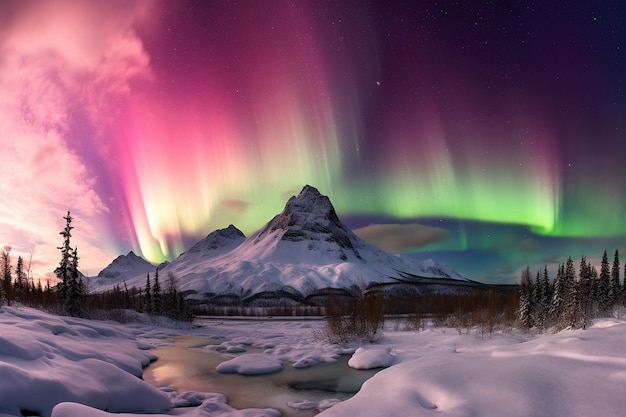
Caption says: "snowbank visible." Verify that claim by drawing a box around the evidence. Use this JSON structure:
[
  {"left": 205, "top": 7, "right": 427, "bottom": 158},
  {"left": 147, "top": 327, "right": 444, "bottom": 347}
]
[
  {"left": 0, "top": 307, "right": 170, "bottom": 417},
  {"left": 0, "top": 307, "right": 287, "bottom": 417},
  {"left": 320, "top": 320, "right": 626, "bottom": 417},
  {"left": 52, "top": 396, "right": 281, "bottom": 417},
  {"left": 347, "top": 345, "right": 394, "bottom": 369}
]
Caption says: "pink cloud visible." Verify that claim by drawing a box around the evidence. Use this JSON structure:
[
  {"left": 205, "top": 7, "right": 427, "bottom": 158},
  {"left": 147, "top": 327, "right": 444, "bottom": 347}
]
[
  {"left": 353, "top": 223, "right": 450, "bottom": 253},
  {"left": 0, "top": 0, "right": 155, "bottom": 280}
]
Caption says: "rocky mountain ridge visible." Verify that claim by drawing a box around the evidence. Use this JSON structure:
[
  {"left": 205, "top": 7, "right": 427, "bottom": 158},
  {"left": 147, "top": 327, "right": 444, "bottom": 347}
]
[{"left": 92, "top": 186, "right": 480, "bottom": 304}]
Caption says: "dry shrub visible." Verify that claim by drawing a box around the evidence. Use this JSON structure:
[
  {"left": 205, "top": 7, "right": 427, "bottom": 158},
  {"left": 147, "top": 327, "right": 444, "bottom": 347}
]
[{"left": 316, "top": 293, "right": 385, "bottom": 343}]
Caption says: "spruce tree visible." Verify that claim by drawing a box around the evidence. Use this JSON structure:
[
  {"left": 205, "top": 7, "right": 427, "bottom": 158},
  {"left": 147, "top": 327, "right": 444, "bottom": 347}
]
[
  {"left": 54, "top": 212, "right": 85, "bottom": 317},
  {"left": 590, "top": 266, "right": 599, "bottom": 316},
  {"left": 549, "top": 263, "right": 566, "bottom": 325},
  {"left": 577, "top": 257, "right": 593, "bottom": 329},
  {"left": 541, "top": 265, "right": 552, "bottom": 309},
  {"left": 599, "top": 250, "right": 612, "bottom": 314},
  {"left": 38, "top": 280, "right": 44, "bottom": 305},
  {"left": 144, "top": 273, "right": 152, "bottom": 314},
  {"left": 1, "top": 246, "right": 11, "bottom": 305},
  {"left": 610, "top": 249, "right": 621, "bottom": 307},
  {"left": 14, "top": 256, "right": 25, "bottom": 303},
  {"left": 30, "top": 279, "right": 36, "bottom": 304},
  {"left": 518, "top": 267, "right": 533, "bottom": 329},
  {"left": 152, "top": 269, "right": 162, "bottom": 315},
  {"left": 533, "top": 265, "right": 551, "bottom": 329},
  {"left": 532, "top": 270, "right": 544, "bottom": 328},
  {"left": 562, "top": 257, "right": 578, "bottom": 328},
  {"left": 64, "top": 247, "right": 84, "bottom": 317},
  {"left": 57, "top": 211, "right": 74, "bottom": 305},
  {"left": 622, "top": 261, "right": 626, "bottom": 306}
]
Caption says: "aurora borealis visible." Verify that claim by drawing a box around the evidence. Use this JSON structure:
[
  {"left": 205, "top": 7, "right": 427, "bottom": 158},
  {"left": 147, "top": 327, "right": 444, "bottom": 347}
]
[{"left": 1, "top": 0, "right": 625, "bottom": 283}]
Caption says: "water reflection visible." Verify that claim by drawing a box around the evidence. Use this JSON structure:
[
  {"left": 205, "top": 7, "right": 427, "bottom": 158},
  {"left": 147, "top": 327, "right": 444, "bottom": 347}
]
[{"left": 143, "top": 336, "right": 379, "bottom": 417}]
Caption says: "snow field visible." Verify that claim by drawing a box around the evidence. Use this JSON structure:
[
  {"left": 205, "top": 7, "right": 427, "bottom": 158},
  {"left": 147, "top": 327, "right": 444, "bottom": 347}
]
[
  {"left": 321, "top": 321, "right": 626, "bottom": 417},
  {"left": 3, "top": 306, "right": 626, "bottom": 417}
]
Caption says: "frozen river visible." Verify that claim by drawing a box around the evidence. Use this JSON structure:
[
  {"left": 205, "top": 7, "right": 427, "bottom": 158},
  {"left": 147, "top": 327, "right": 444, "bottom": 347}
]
[{"left": 143, "top": 333, "right": 379, "bottom": 417}]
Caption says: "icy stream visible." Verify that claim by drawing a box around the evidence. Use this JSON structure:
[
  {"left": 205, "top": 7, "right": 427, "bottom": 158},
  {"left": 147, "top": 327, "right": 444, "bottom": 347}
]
[{"left": 142, "top": 335, "right": 379, "bottom": 417}]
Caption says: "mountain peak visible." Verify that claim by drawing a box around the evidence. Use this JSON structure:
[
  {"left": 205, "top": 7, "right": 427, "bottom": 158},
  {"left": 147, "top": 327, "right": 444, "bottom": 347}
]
[
  {"left": 282, "top": 185, "right": 338, "bottom": 222},
  {"left": 222, "top": 224, "right": 246, "bottom": 237},
  {"left": 185, "top": 224, "right": 245, "bottom": 254},
  {"left": 98, "top": 251, "right": 154, "bottom": 279},
  {"left": 247, "top": 185, "right": 358, "bottom": 259},
  {"left": 298, "top": 184, "right": 322, "bottom": 197},
  {"left": 271, "top": 186, "right": 337, "bottom": 230}
]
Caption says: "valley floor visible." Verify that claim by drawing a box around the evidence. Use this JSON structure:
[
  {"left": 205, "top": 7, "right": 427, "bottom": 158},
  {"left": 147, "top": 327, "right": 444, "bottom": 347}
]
[{"left": 1, "top": 307, "right": 626, "bottom": 417}]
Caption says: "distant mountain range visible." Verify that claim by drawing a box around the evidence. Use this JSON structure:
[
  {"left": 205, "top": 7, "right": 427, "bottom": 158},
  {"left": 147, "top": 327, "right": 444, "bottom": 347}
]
[{"left": 90, "top": 185, "right": 484, "bottom": 305}]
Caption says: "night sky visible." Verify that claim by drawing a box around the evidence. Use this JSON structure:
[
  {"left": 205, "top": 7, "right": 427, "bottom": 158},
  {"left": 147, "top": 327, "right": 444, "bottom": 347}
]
[{"left": 1, "top": 0, "right": 625, "bottom": 284}]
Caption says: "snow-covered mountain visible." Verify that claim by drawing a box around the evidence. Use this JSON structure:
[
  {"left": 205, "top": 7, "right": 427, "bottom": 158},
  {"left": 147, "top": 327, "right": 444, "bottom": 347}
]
[
  {"left": 96, "top": 251, "right": 154, "bottom": 280},
  {"left": 157, "top": 225, "right": 246, "bottom": 280},
  {"left": 184, "top": 224, "right": 245, "bottom": 257},
  {"left": 91, "top": 185, "right": 476, "bottom": 304},
  {"left": 397, "top": 256, "right": 468, "bottom": 281}
]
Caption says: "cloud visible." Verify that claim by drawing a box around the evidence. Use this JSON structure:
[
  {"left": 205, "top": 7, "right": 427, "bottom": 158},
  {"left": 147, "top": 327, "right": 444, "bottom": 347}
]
[
  {"left": 220, "top": 199, "right": 250, "bottom": 215},
  {"left": 0, "top": 0, "right": 153, "bottom": 280},
  {"left": 353, "top": 223, "right": 450, "bottom": 252},
  {"left": 519, "top": 238, "right": 540, "bottom": 253}
]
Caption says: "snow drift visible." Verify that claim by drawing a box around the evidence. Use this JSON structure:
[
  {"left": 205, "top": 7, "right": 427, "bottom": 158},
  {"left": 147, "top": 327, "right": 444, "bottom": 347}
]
[{"left": 0, "top": 307, "right": 169, "bottom": 417}]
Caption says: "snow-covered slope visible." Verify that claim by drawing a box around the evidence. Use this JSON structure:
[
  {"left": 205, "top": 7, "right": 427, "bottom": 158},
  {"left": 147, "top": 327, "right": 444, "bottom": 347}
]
[
  {"left": 397, "top": 256, "right": 468, "bottom": 281},
  {"left": 92, "top": 186, "right": 472, "bottom": 302},
  {"left": 154, "top": 225, "right": 246, "bottom": 283}
]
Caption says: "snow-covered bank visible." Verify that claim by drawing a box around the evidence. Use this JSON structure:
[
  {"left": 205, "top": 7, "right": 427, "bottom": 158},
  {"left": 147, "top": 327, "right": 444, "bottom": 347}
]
[
  {"left": 0, "top": 307, "right": 169, "bottom": 417},
  {"left": 321, "top": 320, "right": 626, "bottom": 417},
  {"left": 0, "top": 307, "right": 279, "bottom": 417},
  {"left": 3, "top": 306, "right": 626, "bottom": 417}
]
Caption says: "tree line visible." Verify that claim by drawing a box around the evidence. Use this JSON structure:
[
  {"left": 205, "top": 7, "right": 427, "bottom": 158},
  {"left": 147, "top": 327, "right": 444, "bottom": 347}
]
[
  {"left": 317, "top": 288, "right": 520, "bottom": 342},
  {"left": 518, "top": 250, "right": 625, "bottom": 331},
  {"left": 1, "top": 244, "right": 52, "bottom": 308},
  {"left": 0, "top": 212, "right": 191, "bottom": 322},
  {"left": 319, "top": 249, "right": 626, "bottom": 342},
  {"left": 86, "top": 269, "right": 192, "bottom": 322}
]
